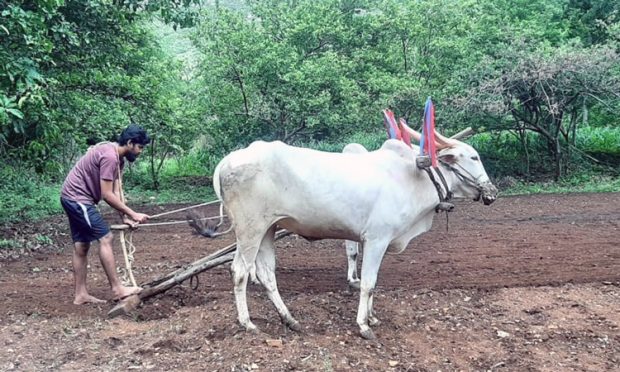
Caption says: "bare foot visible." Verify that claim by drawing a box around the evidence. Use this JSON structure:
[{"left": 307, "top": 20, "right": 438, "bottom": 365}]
[
  {"left": 112, "top": 286, "right": 142, "bottom": 301},
  {"left": 74, "top": 294, "right": 107, "bottom": 305}
]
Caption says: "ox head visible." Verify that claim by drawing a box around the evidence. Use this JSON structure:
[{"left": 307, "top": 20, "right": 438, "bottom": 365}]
[{"left": 408, "top": 127, "right": 498, "bottom": 205}]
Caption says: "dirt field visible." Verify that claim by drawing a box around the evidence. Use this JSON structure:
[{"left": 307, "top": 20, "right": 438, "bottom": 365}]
[{"left": 1, "top": 193, "right": 619, "bottom": 371}]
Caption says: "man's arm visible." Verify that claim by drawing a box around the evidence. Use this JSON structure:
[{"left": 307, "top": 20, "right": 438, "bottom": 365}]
[{"left": 101, "top": 179, "right": 149, "bottom": 223}]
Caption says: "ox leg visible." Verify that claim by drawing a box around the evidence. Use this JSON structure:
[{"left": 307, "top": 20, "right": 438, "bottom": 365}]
[
  {"left": 231, "top": 236, "right": 263, "bottom": 332},
  {"left": 345, "top": 240, "right": 360, "bottom": 289},
  {"left": 231, "top": 251, "right": 255, "bottom": 331},
  {"left": 356, "top": 241, "right": 388, "bottom": 340},
  {"left": 255, "top": 226, "right": 301, "bottom": 332},
  {"left": 368, "top": 294, "right": 381, "bottom": 327}
]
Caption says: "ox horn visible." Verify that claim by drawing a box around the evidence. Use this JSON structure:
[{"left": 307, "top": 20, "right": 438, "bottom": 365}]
[
  {"left": 400, "top": 120, "right": 421, "bottom": 142},
  {"left": 450, "top": 127, "right": 474, "bottom": 140},
  {"left": 401, "top": 122, "right": 452, "bottom": 150},
  {"left": 402, "top": 122, "right": 474, "bottom": 150},
  {"left": 433, "top": 130, "right": 458, "bottom": 149}
]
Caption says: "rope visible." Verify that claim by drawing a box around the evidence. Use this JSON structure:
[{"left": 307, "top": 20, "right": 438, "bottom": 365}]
[
  {"left": 115, "top": 188, "right": 222, "bottom": 285},
  {"left": 110, "top": 143, "right": 222, "bottom": 287},
  {"left": 119, "top": 228, "right": 137, "bottom": 287},
  {"left": 116, "top": 165, "right": 138, "bottom": 287},
  {"left": 148, "top": 200, "right": 220, "bottom": 219},
  {"left": 111, "top": 214, "right": 226, "bottom": 230}
]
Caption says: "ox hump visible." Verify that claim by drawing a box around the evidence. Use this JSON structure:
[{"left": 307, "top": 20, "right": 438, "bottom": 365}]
[
  {"left": 342, "top": 143, "right": 369, "bottom": 154},
  {"left": 380, "top": 139, "right": 417, "bottom": 161},
  {"left": 225, "top": 140, "right": 281, "bottom": 169}
]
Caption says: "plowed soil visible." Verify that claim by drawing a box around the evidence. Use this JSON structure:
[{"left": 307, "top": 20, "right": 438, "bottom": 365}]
[{"left": 1, "top": 193, "right": 619, "bottom": 371}]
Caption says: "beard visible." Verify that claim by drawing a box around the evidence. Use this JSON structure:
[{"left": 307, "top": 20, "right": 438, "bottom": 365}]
[{"left": 125, "top": 152, "right": 137, "bottom": 163}]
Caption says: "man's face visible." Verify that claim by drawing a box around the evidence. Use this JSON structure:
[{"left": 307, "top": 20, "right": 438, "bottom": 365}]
[{"left": 125, "top": 141, "right": 145, "bottom": 163}]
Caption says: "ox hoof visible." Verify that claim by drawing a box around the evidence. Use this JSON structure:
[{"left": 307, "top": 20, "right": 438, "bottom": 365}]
[
  {"left": 348, "top": 280, "right": 360, "bottom": 289},
  {"left": 436, "top": 202, "right": 455, "bottom": 212},
  {"left": 360, "top": 328, "right": 376, "bottom": 340},
  {"left": 287, "top": 320, "right": 302, "bottom": 332},
  {"left": 240, "top": 321, "right": 258, "bottom": 333}
]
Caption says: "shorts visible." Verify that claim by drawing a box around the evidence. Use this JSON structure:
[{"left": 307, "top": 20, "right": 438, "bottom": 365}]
[{"left": 60, "top": 197, "right": 110, "bottom": 243}]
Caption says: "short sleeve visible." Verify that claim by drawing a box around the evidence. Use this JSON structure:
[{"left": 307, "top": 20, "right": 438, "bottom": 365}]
[{"left": 100, "top": 150, "right": 119, "bottom": 181}]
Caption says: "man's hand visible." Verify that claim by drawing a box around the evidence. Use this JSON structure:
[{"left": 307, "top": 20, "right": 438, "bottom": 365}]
[
  {"left": 123, "top": 213, "right": 149, "bottom": 228},
  {"left": 122, "top": 216, "right": 140, "bottom": 229},
  {"left": 130, "top": 212, "right": 149, "bottom": 224}
]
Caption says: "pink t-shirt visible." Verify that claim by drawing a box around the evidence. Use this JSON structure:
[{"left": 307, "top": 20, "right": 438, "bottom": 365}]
[{"left": 61, "top": 143, "right": 124, "bottom": 205}]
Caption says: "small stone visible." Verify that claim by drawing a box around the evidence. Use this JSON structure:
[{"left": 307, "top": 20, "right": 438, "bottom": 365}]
[
  {"left": 389, "top": 360, "right": 399, "bottom": 367},
  {"left": 265, "top": 339, "right": 283, "bottom": 347},
  {"left": 497, "top": 330, "right": 510, "bottom": 338}
]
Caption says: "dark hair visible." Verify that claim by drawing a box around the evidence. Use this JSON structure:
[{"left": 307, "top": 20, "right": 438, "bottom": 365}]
[{"left": 117, "top": 124, "right": 150, "bottom": 146}]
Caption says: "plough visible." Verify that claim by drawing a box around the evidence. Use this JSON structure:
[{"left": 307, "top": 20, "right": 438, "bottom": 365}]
[{"left": 107, "top": 228, "right": 292, "bottom": 318}]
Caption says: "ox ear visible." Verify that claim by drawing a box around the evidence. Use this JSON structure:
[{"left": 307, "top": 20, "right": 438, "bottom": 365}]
[{"left": 438, "top": 152, "right": 457, "bottom": 164}]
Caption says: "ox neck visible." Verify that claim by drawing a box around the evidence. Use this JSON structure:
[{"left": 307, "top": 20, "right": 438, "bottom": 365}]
[{"left": 422, "top": 165, "right": 453, "bottom": 205}]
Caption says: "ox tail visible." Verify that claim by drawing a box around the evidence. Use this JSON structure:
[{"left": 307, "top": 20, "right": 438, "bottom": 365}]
[
  {"left": 186, "top": 203, "right": 232, "bottom": 238},
  {"left": 213, "top": 158, "right": 224, "bottom": 201},
  {"left": 186, "top": 157, "right": 234, "bottom": 238}
]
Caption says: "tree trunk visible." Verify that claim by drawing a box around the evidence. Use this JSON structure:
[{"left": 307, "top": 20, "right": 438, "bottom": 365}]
[
  {"left": 517, "top": 128, "right": 530, "bottom": 177},
  {"left": 554, "top": 137, "right": 562, "bottom": 180}
]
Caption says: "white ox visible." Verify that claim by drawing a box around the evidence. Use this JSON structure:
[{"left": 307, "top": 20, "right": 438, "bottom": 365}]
[{"left": 213, "top": 131, "right": 497, "bottom": 339}]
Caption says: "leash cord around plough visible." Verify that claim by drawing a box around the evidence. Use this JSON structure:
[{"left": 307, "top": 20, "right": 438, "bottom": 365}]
[
  {"left": 115, "top": 200, "right": 224, "bottom": 287},
  {"left": 114, "top": 167, "right": 223, "bottom": 287}
]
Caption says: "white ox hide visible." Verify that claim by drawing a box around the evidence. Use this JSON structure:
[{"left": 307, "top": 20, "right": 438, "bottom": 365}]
[{"left": 214, "top": 136, "right": 497, "bottom": 339}]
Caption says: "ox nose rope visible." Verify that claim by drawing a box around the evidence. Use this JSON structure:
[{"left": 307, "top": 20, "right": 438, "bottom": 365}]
[
  {"left": 441, "top": 160, "right": 485, "bottom": 194},
  {"left": 422, "top": 160, "right": 486, "bottom": 233}
]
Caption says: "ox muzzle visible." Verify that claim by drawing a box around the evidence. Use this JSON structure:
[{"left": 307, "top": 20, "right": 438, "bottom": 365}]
[{"left": 474, "top": 181, "right": 498, "bottom": 205}]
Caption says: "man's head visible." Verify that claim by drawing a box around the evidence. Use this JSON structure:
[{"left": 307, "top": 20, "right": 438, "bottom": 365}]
[{"left": 117, "top": 124, "right": 150, "bottom": 162}]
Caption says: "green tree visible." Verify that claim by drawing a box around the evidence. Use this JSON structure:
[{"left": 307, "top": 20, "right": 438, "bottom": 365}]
[
  {"left": 1, "top": 0, "right": 201, "bottom": 182},
  {"left": 454, "top": 42, "right": 619, "bottom": 179}
]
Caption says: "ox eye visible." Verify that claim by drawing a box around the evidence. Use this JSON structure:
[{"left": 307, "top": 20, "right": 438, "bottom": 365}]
[{"left": 471, "top": 156, "right": 479, "bottom": 161}]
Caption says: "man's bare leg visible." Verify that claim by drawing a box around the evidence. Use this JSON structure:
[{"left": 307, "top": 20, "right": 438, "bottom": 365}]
[
  {"left": 73, "top": 242, "right": 106, "bottom": 305},
  {"left": 98, "top": 232, "right": 142, "bottom": 300}
]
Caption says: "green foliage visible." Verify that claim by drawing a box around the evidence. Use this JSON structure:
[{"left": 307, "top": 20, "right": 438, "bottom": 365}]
[
  {"left": 503, "top": 174, "right": 620, "bottom": 195},
  {"left": 193, "top": 0, "right": 442, "bottom": 152},
  {"left": 0, "top": 0, "right": 201, "bottom": 181},
  {"left": 0, "top": 0, "right": 618, "bottom": 225},
  {"left": 576, "top": 126, "right": 620, "bottom": 155},
  {"left": 0, "top": 239, "right": 21, "bottom": 250},
  {"left": 0, "top": 166, "right": 61, "bottom": 223},
  {"left": 469, "top": 126, "right": 620, "bottom": 179}
]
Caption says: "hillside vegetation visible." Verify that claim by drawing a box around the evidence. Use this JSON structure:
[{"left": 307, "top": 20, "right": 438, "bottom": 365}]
[{"left": 1, "top": 0, "right": 618, "bottom": 223}]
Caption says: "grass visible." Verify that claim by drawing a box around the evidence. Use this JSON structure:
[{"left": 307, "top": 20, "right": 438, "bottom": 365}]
[
  {"left": 502, "top": 174, "right": 620, "bottom": 195},
  {"left": 123, "top": 182, "right": 216, "bottom": 205}
]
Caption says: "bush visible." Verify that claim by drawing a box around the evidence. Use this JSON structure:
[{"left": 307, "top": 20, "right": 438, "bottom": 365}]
[
  {"left": 0, "top": 167, "right": 61, "bottom": 224},
  {"left": 468, "top": 126, "right": 620, "bottom": 179}
]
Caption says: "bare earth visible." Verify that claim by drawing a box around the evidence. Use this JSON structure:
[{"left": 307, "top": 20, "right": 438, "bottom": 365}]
[{"left": 1, "top": 193, "right": 619, "bottom": 371}]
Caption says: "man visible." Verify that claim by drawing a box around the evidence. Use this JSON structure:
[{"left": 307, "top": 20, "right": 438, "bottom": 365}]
[{"left": 60, "top": 124, "right": 151, "bottom": 305}]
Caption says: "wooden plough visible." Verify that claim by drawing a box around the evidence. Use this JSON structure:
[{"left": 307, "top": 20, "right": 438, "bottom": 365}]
[{"left": 107, "top": 229, "right": 292, "bottom": 318}]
